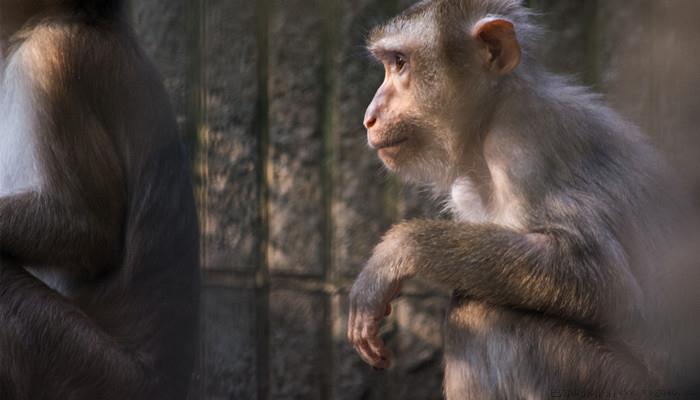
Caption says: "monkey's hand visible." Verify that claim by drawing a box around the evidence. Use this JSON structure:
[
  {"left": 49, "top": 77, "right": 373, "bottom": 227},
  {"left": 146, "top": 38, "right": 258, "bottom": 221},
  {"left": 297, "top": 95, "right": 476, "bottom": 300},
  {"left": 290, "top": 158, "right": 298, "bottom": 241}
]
[{"left": 348, "top": 232, "right": 407, "bottom": 369}]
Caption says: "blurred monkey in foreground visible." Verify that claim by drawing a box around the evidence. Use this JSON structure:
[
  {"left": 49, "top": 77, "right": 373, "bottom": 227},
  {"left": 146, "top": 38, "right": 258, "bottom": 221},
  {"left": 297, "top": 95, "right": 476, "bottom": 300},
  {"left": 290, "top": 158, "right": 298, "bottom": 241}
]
[
  {"left": 0, "top": 1, "right": 199, "bottom": 399},
  {"left": 348, "top": 0, "right": 698, "bottom": 398}
]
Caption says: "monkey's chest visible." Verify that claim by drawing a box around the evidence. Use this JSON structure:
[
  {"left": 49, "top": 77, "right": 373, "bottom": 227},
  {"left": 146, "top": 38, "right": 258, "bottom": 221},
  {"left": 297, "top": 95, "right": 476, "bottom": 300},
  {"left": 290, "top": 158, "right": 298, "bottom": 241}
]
[
  {"left": 0, "top": 71, "right": 43, "bottom": 196},
  {"left": 449, "top": 176, "right": 525, "bottom": 229},
  {"left": 449, "top": 178, "right": 489, "bottom": 223}
]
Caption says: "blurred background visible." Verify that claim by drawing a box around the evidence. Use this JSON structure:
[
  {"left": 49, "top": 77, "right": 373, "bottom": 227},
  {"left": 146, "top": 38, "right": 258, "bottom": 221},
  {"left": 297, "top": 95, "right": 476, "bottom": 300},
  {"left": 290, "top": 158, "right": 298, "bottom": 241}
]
[{"left": 127, "top": 0, "right": 700, "bottom": 399}]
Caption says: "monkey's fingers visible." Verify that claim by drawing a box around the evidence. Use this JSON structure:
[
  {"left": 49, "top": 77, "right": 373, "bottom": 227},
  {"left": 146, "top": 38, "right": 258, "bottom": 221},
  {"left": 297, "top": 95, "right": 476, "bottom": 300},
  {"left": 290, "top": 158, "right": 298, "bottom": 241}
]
[
  {"left": 349, "top": 313, "right": 375, "bottom": 365},
  {"left": 355, "top": 337, "right": 379, "bottom": 368},
  {"left": 351, "top": 323, "right": 376, "bottom": 365},
  {"left": 366, "top": 333, "right": 392, "bottom": 369},
  {"left": 349, "top": 310, "right": 375, "bottom": 365},
  {"left": 356, "top": 336, "right": 389, "bottom": 369},
  {"left": 357, "top": 319, "right": 391, "bottom": 369}
]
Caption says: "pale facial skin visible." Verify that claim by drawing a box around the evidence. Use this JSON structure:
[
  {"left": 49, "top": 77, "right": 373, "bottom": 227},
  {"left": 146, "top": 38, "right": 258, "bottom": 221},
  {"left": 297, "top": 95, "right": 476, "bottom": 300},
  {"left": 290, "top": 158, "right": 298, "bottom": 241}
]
[{"left": 364, "top": 47, "right": 416, "bottom": 171}]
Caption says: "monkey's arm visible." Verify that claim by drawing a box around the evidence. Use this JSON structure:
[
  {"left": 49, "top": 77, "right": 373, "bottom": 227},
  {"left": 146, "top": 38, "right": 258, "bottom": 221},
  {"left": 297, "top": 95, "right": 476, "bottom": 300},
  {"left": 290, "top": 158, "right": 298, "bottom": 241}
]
[
  {"left": 0, "top": 259, "right": 157, "bottom": 399},
  {"left": 363, "top": 219, "right": 641, "bottom": 324},
  {"left": 348, "top": 219, "right": 642, "bottom": 367},
  {"left": 0, "top": 192, "right": 122, "bottom": 273}
]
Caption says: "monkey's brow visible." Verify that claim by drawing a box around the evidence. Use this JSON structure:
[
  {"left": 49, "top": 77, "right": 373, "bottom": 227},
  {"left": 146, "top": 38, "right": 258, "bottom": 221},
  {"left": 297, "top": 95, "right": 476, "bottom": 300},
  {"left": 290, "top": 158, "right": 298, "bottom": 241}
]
[
  {"left": 369, "top": 32, "right": 421, "bottom": 59},
  {"left": 368, "top": 43, "right": 407, "bottom": 61}
]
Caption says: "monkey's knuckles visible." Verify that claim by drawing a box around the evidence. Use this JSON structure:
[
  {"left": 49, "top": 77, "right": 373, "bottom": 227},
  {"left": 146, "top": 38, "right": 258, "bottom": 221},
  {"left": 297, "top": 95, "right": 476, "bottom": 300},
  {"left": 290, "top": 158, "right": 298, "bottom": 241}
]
[
  {"left": 347, "top": 286, "right": 389, "bottom": 368},
  {"left": 350, "top": 314, "right": 390, "bottom": 369}
]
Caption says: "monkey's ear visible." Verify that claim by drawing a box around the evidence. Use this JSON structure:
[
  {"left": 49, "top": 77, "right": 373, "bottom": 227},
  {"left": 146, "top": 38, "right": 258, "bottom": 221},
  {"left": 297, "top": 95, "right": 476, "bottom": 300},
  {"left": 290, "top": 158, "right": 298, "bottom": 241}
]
[{"left": 472, "top": 18, "right": 521, "bottom": 75}]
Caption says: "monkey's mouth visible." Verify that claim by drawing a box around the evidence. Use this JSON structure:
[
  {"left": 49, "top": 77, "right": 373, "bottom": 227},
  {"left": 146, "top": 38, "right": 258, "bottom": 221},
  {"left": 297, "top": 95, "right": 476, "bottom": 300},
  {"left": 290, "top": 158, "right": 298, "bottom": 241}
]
[{"left": 371, "top": 137, "right": 408, "bottom": 150}]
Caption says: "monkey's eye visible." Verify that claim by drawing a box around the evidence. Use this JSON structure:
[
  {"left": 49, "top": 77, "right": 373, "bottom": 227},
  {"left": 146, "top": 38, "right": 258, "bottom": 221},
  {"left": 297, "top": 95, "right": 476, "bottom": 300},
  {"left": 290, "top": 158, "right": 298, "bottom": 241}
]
[{"left": 393, "top": 53, "right": 407, "bottom": 72}]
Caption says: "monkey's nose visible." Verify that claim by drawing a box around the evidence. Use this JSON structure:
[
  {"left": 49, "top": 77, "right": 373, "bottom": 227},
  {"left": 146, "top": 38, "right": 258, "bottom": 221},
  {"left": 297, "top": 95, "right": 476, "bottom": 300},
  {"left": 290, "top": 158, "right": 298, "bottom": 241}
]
[{"left": 364, "top": 115, "right": 377, "bottom": 129}]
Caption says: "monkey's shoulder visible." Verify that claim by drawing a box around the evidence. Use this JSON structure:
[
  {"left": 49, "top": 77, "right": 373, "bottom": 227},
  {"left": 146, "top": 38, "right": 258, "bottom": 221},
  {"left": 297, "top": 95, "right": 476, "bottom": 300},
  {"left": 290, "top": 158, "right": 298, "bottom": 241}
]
[{"left": 12, "top": 17, "right": 136, "bottom": 82}]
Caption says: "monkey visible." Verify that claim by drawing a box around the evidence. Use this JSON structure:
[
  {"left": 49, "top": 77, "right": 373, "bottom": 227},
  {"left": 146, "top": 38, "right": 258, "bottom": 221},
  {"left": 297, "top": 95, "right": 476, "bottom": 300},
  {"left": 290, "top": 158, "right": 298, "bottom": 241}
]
[
  {"left": 348, "top": 0, "right": 696, "bottom": 398},
  {"left": 0, "top": 1, "right": 199, "bottom": 399}
]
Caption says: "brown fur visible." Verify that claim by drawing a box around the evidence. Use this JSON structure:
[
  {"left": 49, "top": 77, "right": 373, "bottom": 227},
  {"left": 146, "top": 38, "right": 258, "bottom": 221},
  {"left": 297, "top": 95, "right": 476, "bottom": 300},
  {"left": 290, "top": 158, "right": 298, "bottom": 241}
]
[{"left": 0, "top": 1, "right": 199, "bottom": 398}]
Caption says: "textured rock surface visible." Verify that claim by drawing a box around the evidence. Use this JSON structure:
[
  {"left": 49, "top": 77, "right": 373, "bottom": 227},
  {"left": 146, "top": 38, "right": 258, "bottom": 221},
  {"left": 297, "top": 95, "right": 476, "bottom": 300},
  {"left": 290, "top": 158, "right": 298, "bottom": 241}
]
[
  {"left": 201, "top": 288, "right": 258, "bottom": 400},
  {"left": 131, "top": 0, "right": 191, "bottom": 136},
  {"left": 528, "top": 0, "right": 596, "bottom": 82},
  {"left": 595, "top": 0, "right": 655, "bottom": 135},
  {"left": 331, "top": 0, "right": 392, "bottom": 280},
  {"left": 269, "top": 289, "right": 327, "bottom": 400},
  {"left": 646, "top": 1, "right": 700, "bottom": 191},
  {"left": 200, "top": 0, "right": 261, "bottom": 272},
  {"left": 267, "top": 0, "right": 326, "bottom": 276},
  {"left": 595, "top": 0, "right": 700, "bottom": 191}
]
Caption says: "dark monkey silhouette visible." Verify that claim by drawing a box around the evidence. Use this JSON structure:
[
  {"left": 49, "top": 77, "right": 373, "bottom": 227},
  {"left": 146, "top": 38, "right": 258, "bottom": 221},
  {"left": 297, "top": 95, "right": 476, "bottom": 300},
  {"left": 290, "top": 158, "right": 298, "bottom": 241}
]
[{"left": 0, "top": 1, "right": 199, "bottom": 399}]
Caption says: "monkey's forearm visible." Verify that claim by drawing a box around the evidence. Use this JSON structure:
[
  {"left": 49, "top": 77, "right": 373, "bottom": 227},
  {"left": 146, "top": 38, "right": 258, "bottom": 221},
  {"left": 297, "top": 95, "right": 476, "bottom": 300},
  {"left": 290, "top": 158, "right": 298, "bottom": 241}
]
[
  {"left": 0, "top": 192, "right": 121, "bottom": 272},
  {"left": 0, "top": 260, "right": 149, "bottom": 399},
  {"left": 381, "top": 220, "right": 641, "bottom": 325}
]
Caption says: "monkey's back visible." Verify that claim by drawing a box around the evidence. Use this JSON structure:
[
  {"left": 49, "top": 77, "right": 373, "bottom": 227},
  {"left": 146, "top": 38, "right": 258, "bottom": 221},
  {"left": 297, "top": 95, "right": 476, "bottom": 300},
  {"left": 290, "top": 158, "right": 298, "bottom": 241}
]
[{"left": 489, "top": 73, "right": 688, "bottom": 386}]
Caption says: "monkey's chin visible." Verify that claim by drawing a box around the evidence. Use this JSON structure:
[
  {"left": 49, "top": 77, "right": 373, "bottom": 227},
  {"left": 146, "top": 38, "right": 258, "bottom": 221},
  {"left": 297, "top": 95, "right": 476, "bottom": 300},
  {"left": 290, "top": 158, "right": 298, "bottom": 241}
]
[{"left": 377, "top": 147, "right": 403, "bottom": 171}]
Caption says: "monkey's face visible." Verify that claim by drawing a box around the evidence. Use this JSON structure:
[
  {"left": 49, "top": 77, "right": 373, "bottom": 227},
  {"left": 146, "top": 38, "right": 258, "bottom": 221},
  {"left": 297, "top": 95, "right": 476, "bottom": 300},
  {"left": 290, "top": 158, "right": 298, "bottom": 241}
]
[
  {"left": 365, "top": 6, "right": 522, "bottom": 185},
  {"left": 364, "top": 51, "right": 416, "bottom": 169},
  {"left": 364, "top": 43, "right": 456, "bottom": 183}
]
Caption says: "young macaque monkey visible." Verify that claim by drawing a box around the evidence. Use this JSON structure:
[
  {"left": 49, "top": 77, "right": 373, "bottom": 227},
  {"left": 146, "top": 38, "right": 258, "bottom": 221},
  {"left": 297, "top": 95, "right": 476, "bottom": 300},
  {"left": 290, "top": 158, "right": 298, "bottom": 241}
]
[
  {"left": 0, "top": 1, "right": 198, "bottom": 399},
  {"left": 348, "top": 0, "right": 694, "bottom": 398}
]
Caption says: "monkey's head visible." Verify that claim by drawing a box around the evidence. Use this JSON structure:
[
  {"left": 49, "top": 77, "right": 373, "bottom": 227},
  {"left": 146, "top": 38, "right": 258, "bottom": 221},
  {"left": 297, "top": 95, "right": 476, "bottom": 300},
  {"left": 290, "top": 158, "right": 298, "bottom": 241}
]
[
  {"left": 364, "top": 0, "right": 532, "bottom": 186},
  {"left": 0, "top": 1, "right": 124, "bottom": 33}
]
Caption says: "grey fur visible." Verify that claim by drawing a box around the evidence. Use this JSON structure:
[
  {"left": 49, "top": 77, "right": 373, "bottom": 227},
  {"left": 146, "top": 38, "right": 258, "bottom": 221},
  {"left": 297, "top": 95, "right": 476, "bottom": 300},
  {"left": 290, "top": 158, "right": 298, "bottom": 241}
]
[{"left": 349, "top": 0, "right": 695, "bottom": 398}]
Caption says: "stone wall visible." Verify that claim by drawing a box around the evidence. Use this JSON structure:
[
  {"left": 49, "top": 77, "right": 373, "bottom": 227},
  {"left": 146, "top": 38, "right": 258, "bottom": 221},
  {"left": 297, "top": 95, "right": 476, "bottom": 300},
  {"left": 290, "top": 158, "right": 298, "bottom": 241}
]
[{"left": 129, "top": 1, "right": 700, "bottom": 399}]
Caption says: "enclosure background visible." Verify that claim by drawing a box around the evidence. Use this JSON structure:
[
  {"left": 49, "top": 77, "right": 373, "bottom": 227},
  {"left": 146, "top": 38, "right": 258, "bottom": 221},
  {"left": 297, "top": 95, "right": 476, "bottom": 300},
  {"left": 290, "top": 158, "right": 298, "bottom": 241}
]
[{"left": 127, "top": 1, "right": 700, "bottom": 399}]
